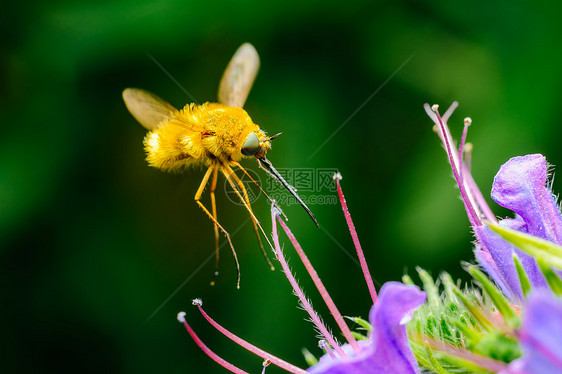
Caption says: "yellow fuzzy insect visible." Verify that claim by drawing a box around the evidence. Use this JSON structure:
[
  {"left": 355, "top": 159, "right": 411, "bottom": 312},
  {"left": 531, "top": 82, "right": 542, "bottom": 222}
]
[{"left": 122, "top": 43, "right": 317, "bottom": 288}]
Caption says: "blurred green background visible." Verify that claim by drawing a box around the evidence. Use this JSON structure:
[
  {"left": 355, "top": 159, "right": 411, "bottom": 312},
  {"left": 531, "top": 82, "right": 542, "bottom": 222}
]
[{"left": 3, "top": 0, "right": 562, "bottom": 372}]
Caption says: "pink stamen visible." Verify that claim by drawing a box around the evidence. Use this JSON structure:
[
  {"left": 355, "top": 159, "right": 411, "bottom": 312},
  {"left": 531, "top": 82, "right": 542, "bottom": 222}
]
[
  {"left": 458, "top": 117, "right": 471, "bottom": 184},
  {"left": 442, "top": 101, "right": 459, "bottom": 123},
  {"left": 334, "top": 173, "right": 378, "bottom": 305},
  {"left": 276, "top": 215, "right": 361, "bottom": 354},
  {"left": 464, "top": 143, "right": 473, "bottom": 171},
  {"left": 458, "top": 118, "right": 496, "bottom": 222},
  {"left": 435, "top": 107, "right": 480, "bottom": 225},
  {"left": 272, "top": 205, "right": 348, "bottom": 358},
  {"left": 193, "top": 301, "right": 308, "bottom": 374},
  {"left": 463, "top": 165, "right": 497, "bottom": 223},
  {"left": 177, "top": 311, "right": 250, "bottom": 374},
  {"left": 429, "top": 103, "right": 498, "bottom": 224},
  {"left": 425, "top": 104, "right": 481, "bottom": 227}
]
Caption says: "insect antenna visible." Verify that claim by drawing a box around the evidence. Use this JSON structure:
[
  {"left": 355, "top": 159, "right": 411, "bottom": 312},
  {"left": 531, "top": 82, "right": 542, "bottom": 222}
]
[
  {"left": 265, "top": 132, "right": 283, "bottom": 142},
  {"left": 257, "top": 157, "right": 319, "bottom": 227}
]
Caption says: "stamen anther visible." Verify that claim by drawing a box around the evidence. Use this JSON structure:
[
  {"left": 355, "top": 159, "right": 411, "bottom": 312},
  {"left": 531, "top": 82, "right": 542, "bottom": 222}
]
[
  {"left": 464, "top": 117, "right": 472, "bottom": 125},
  {"left": 333, "top": 172, "right": 342, "bottom": 181},
  {"left": 318, "top": 340, "right": 337, "bottom": 359},
  {"left": 431, "top": 104, "right": 439, "bottom": 112},
  {"left": 272, "top": 203, "right": 283, "bottom": 217},
  {"left": 177, "top": 311, "right": 186, "bottom": 323},
  {"left": 192, "top": 298, "right": 203, "bottom": 306}
]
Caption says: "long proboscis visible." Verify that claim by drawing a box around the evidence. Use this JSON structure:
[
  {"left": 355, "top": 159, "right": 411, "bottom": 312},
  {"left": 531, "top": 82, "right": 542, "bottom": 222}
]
[{"left": 258, "top": 157, "right": 319, "bottom": 227}]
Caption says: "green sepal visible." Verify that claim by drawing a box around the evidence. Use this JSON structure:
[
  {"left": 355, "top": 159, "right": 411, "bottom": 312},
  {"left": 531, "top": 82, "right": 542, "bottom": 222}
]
[
  {"left": 469, "top": 267, "right": 520, "bottom": 328},
  {"left": 442, "top": 274, "right": 491, "bottom": 331},
  {"left": 426, "top": 313, "right": 438, "bottom": 338},
  {"left": 402, "top": 274, "right": 415, "bottom": 285},
  {"left": 487, "top": 221, "right": 562, "bottom": 269},
  {"left": 431, "top": 350, "right": 494, "bottom": 374},
  {"left": 344, "top": 316, "right": 372, "bottom": 332},
  {"left": 301, "top": 348, "right": 318, "bottom": 367},
  {"left": 451, "top": 286, "right": 493, "bottom": 331},
  {"left": 460, "top": 310, "right": 479, "bottom": 331},
  {"left": 351, "top": 331, "right": 368, "bottom": 341},
  {"left": 410, "top": 342, "right": 433, "bottom": 371},
  {"left": 452, "top": 318, "right": 481, "bottom": 348},
  {"left": 414, "top": 316, "right": 423, "bottom": 336},
  {"left": 513, "top": 254, "right": 532, "bottom": 297},
  {"left": 417, "top": 267, "right": 440, "bottom": 307},
  {"left": 447, "top": 300, "right": 460, "bottom": 314},
  {"left": 473, "top": 331, "right": 521, "bottom": 363},
  {"left": 441, "top": 273, "right": 458, "bottom": 303},
  {"left": 424, "top": 341, "right": 451, "bottom": 374},
  {"left": 439, "top": 314, "right": 456, "bottom": 345},
  {"left": 536, "top": 258, "right": 562, "bottom": 295},
  {"left": 454, "top": 329, "right": 462, "bottom": 345},
  {"left": 412, "top": 341, "right": 492, "bottom": 374}
]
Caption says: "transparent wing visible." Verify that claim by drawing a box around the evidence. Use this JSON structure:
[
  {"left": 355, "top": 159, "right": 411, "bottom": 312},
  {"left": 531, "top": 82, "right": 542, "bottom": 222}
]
[
  {"left": 122, "top": 88, "right": 177, "bottom": 130},
  {"left": 218, "top": 43, "right": 260, "bottom": 108}
]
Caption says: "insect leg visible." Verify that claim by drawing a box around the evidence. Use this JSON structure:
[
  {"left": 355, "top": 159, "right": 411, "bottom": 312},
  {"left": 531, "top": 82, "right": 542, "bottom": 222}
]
[
  {"left": 195, "top": 163, "right": 241, "bottom": 288},
  {"left": 221, "top": 163, "right": 275, "bottom": 270},
  {"left": 209, "top": 163, "right": 221, "bottom": 286},
  {"left": 231, "top": 161, "right": 288, "bottom": 222}
]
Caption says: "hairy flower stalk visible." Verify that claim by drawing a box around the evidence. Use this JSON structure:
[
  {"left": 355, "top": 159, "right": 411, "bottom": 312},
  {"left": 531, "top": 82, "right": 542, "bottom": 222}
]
[
  {"left": 273, "top": 207, "right": 361, "bottom": 355},
  {"left": 178, "top": 102, "right": 562, "bottom": 373}
]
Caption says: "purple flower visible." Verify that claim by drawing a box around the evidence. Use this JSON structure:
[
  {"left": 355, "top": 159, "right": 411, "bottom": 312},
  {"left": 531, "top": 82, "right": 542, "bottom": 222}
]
[
  {"left": 309, "top": 282, "right": 425, "bottom": 374},
  {"left": 425, "top": 103, "right": 561, "bottom": 301},
  {"left": 474, "top": 155, "right": 559, "bottom": 299},
  {"left": 503, "top": 291, "right": 562, "bottom": 373}
]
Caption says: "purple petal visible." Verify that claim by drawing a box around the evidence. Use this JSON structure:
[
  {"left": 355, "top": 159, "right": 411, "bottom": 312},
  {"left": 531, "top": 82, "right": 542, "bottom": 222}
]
[
  {"left": 491, "top": 154, "right": 562, "bottom": 244},
  {"left": 503, "top": 291, "right": 562, "bottom": 374},
  {"left": 472, "top": 154, "right": 561, "bottom": 301},
  {"left": 474, "top": 246, "right": 515, "bottom": 300},
  {"left": 475, "top": 219, "right": 547, "bottom": 301},
  {"left": 308, "top": 282, "right": 425, "bottom": 374}
]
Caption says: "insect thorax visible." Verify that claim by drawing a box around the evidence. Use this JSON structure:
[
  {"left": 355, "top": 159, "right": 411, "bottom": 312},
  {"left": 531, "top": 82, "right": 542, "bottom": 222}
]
[{"left": 143, "top": 103, "right": 261, "bottom": 171}]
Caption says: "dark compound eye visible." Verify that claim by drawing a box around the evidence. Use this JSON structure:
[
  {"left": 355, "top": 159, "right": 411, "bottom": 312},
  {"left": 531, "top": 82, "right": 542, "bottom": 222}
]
[{"left": 241, "top": 132, "right": 260, "bottom": 156}]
